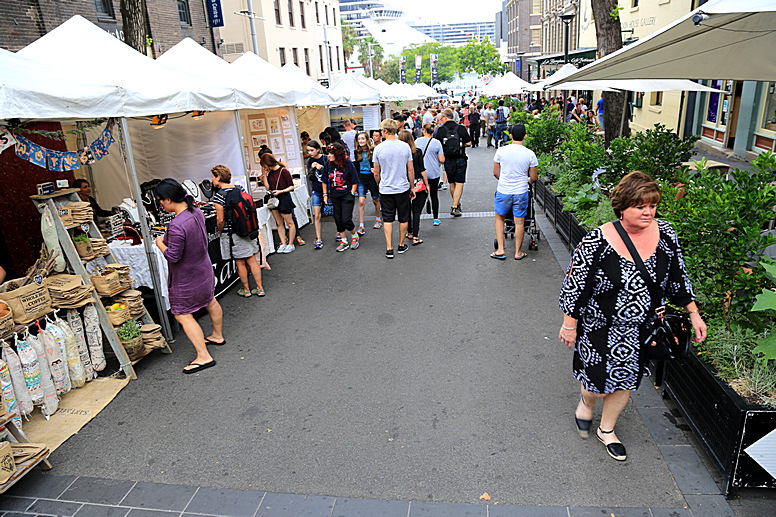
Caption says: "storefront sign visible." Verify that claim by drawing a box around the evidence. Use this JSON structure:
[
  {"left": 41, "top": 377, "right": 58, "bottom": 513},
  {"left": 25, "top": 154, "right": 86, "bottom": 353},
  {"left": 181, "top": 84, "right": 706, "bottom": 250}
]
[{"left": 206, "top": 0, "right": 225, "bottom": 28}]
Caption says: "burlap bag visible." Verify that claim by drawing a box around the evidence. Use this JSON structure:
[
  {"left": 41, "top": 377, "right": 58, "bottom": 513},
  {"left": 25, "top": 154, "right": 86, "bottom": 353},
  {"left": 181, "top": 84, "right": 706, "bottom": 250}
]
[{"left": 0, "top": 279, "right": 52, "bottom": 324}]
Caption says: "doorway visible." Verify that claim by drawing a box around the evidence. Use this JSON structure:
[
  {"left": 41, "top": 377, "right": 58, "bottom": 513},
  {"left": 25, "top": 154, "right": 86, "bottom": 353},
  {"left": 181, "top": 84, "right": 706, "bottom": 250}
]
[{"left": 726, "top": 81, "right": 743, "bottom": 149}]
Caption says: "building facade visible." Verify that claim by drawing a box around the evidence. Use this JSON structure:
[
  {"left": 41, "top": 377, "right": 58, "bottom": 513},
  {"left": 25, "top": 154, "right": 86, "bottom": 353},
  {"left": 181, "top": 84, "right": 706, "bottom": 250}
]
[
  {"left": 411, "top": 22, "right": 496, "bottom": 46},
  {"left": 0, "top": 0, "right": 219, "bottom": 56},
  {"left": 219, "top": 0, "right": 345, "bottom": 86},
  {"left": 503, "top": 0, "right": 542, "bottom": 81}
]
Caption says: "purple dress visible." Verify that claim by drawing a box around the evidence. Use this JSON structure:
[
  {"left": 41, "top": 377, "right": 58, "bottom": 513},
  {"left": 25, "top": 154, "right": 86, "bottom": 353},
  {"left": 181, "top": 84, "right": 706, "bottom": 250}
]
[{"left": 162, "top": 208, "right": 215, "bottom": 315}]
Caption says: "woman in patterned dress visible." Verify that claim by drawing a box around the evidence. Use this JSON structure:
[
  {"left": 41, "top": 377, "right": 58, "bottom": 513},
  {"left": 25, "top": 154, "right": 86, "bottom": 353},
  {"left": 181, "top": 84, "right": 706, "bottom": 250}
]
[{"left": 559, "top": 172, "right": 707, "bottom": 461}]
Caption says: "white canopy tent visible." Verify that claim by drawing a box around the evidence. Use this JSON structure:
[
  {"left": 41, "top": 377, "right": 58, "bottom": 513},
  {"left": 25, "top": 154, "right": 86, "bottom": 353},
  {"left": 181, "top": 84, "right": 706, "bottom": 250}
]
[
  {"left": 230, "top": 53, "right": 299, "bottom": 108},
  {"left": 18, "top": 16, "right": 235, "bottom": 114},
  {"left": 330, "top": 74, "right": 382, "bottom": 105},
  {"left": 481, "top": 72, "right": 532, "bottom": 96},
  {"left": 0, "top": 48, "right": 121, "bottom": 120},
  {"left": 281, "top": 63, "right": 346, "bottom": 106},
  {"left": 552, "top": 0, "right": 776, "bottom": 83},
  {"left": 549, "top": 79, "right": 725, "bottom": 94},
  {"left": 525, "top": 63, "right": 580, "bottom": 91}
]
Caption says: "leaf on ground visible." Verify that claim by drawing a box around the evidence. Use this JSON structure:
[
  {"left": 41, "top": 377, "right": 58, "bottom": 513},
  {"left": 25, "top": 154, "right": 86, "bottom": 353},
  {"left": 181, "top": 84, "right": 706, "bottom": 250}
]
[{"left": 479, "top": 492, "right": 491, "bottom": 501}]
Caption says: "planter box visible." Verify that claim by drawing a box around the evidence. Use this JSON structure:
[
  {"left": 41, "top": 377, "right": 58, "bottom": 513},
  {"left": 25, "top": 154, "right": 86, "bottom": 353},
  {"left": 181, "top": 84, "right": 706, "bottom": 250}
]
[
  {"left": 556, "top": 199, "right": 572, "bottom": 244},
  {"left": 663, "top": 351, "right": 776, "bottom": 497},
  {"left": 569, "top": 214, "right": 588, "bottom": 252},
  {"left": 545, "top": 189, "right": 557, "bottom": 226},
  {"left": 535, "top": 179, "right": 547, "bottom": 209}
]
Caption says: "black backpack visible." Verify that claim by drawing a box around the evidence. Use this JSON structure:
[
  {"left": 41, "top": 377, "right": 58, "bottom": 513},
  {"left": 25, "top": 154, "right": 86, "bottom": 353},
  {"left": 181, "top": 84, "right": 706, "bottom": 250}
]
[
  {"left": 223, "top": 187, "right": 259, "bottom": 239},
  {"left": 441, "top": 124, "right": 462, "bottom": 158}
]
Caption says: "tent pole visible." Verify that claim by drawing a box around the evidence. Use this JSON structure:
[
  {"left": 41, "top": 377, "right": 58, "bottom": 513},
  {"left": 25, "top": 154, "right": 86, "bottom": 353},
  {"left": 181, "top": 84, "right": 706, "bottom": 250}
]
[
  {"left": 118, "top": 118, "right": 175, "bottom": 343},
  {"left": 234, "top": 111, "right": 251, "bottom": 190}
]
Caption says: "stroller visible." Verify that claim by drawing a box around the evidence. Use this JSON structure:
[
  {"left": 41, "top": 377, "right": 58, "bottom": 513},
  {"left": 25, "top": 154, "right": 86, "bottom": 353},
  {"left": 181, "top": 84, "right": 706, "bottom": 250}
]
[{"left": 494, "top": 183, "right": 540, "bottom": 252}]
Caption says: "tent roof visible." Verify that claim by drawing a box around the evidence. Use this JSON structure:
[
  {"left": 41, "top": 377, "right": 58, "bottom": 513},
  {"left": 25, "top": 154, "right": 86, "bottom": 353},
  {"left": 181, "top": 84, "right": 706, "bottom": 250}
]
[
  {"left": 329, "top": 74, "right": 381, "bottom": 105},
  {"left": 551, "top": 79, "right": 725, "bottom": 93},
  {"left": 157, "top": 38, "right": 266, "bottom": 109},
  {"left": 482, "top": 72, "right": 532, "bottom": 96},
  {"left": 0, "top": 48, "right": 121, "bottom": 120},
  {"left": 18, "top": 15, "right": 235, "bottom": 116},
  {"left": 552, "top": 0, "right": 776, "bottom": 83},
  {"left": 230, "top": 53, "right": 300, "bottom": 108},
  {"left": 281, "top": 63, "right": 346, "bottom": 105}
]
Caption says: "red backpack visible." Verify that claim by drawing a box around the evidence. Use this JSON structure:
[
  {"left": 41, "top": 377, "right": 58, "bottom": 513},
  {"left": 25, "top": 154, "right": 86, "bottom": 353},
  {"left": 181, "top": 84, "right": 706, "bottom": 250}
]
[{"left": 224, "top": 187, "right": 259, "bottom": 239}]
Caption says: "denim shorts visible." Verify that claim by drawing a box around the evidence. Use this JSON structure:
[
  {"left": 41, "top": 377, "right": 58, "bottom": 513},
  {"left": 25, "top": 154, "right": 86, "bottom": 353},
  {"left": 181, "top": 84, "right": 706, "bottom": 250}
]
[
  {"left": 311, "top": 190, "right": 324, "bottom": 207},
  {"left": 357, "top": 173, "right": 380, "bottom": 200},
  {"left": 494, "top": 191, "right": 530, "bottom": 218}
]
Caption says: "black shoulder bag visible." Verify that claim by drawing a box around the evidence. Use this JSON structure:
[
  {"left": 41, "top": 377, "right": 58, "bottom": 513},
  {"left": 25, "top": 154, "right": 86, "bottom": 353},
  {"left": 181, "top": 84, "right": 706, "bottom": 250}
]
[{"left": 613, "top": 221, "right": 692, "bottom": 361}]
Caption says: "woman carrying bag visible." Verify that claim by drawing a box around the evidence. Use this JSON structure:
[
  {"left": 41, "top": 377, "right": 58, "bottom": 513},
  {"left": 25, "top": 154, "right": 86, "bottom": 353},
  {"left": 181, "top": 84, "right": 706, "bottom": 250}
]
[{"left": 260, "top": 153, "right": 297, "bottom": 254}]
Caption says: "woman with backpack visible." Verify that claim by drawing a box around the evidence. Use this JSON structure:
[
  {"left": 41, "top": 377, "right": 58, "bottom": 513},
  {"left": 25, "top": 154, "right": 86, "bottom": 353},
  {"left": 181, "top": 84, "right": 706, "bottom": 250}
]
[
  {"left": 398, "top": 130, "right": 429, "bottom": 245},
  {"left": 354, "top": 131, "right": 382, "bottom": 235},
  {"left": 323, "top": 141, "right": 360, "bottom": 252},
  {"left": 260, "top": 153, "right": 297, "bottom": 254},
  {"left": 211, "top": 165, "right": 265, "bottom": 297},
  {"left": 155, "top": 178, "right": 223, "bottom": 373}
]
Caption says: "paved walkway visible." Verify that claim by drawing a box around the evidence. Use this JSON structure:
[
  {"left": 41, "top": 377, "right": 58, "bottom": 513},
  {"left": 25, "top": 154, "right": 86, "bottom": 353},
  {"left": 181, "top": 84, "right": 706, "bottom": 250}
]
[{"left": 3, "top": 143, "right": 771, "bottom": 517}]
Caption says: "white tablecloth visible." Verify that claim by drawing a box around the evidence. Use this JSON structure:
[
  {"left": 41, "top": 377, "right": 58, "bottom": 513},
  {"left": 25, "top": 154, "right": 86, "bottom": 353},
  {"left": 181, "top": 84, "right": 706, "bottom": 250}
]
[{"left": 108, "top": 241, "right": 171, "bottom": 310}]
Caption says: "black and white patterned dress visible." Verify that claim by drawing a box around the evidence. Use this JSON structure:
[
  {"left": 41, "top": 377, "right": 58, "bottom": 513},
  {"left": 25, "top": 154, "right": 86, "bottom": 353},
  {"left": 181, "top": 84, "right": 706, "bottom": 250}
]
[{"left": 559, "top": 220, "right": 695, "bottom": 393}]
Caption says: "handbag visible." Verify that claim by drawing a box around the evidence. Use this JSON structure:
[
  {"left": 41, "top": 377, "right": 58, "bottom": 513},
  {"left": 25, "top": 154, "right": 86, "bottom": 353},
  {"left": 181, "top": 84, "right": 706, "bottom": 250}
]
[
  {"left": 613, "top": 221, "right": 691, "bottom": 361},
  {"left": 265, "top": 169, "right": 283, "bottom": 210}
]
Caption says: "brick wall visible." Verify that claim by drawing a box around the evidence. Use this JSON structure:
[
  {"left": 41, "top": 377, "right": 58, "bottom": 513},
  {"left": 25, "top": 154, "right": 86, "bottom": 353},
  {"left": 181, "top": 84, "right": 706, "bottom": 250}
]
[{"left": 0, "top": 0, "right": 221, "bottom": 56}]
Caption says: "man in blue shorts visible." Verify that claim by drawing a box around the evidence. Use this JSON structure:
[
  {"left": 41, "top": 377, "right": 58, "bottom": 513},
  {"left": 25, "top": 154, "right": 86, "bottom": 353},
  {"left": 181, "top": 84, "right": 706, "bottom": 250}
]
[{"left": 491, "top": 123, "right": 538, "bottom": 260}]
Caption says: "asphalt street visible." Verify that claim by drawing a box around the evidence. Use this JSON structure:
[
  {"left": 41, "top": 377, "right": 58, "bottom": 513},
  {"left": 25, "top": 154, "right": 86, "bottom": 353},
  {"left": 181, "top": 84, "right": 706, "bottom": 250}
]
[{"left": 44, "top": 141, "right": 689, "bottom": 508}]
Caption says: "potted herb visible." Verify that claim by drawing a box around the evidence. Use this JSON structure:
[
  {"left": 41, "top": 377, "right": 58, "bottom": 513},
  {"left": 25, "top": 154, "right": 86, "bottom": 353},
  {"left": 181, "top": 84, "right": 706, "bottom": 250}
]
[
  {"left": 116, "top": 319, "right": 144, "bottom": 360},
  {"left": 72, "top": 232, "right": 93, "bottom": 258}
]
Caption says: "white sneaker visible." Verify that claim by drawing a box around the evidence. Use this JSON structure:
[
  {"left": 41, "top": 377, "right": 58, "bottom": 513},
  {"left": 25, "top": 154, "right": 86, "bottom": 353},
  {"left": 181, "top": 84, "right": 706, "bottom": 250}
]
[
  {"left": 285, "top": 244, "right": 296, "bottom": 253},
  {"left": 276, "top": 244, "right": 288, "bottom": 253}
]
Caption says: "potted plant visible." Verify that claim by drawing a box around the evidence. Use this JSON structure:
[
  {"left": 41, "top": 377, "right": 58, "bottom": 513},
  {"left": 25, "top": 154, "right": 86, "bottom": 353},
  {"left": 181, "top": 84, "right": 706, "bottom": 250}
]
[{"left": 72, "top": 232, "right": 93, "bottom": 259}]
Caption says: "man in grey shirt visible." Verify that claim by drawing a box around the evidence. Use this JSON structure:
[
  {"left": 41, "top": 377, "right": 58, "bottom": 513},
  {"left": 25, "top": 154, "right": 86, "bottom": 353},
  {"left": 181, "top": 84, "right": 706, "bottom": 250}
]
[
  {"left": 341, "top": 118, "right": 357, "bottom": 161},
  {"left": 482, "top": 102, "right": 496, "bottom": 148},
  {"left": 373, "top": 118, "right": 415, "bottom": 258}
]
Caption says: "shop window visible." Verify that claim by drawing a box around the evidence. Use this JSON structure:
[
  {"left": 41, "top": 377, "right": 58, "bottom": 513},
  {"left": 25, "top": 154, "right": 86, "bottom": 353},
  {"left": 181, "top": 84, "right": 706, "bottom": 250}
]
[
  {"left": 94, "top": 0, "right": 114, "bottom": 18},
  {"left": 178, "top": 0, "right": 191, "bottom": 25},
  {"left": 634, "top": 92, "right": 644, "bottom": 108},
  {"left": 650, "top": 91, "right": 663, "bottom": 106},
  {"left": 274, "top": 0, "right": 282, "bottom": 25},
  {"left": 288, "top": 0, "right": 294, "bottom": 27},
  {"left": 292, "top": 47, "right": 299, "bottom": 66},
  {"left": 279, "top": 47, "right": 286, "bottom": 66},
  {"left": 300, "top": 2, "right": 306, "bottom": 28},
  {"left": 762, "top": 83, "right": 776, "bottom": 132},
  {"left": 304, "top": 48, "right": 311, "bottom": 75}
]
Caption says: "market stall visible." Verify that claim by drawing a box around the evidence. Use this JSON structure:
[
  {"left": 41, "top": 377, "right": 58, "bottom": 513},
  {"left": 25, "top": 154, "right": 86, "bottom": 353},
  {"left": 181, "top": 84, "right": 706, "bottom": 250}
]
[{"left": 328, "top": 74, "right": 383, "bottom": 131}]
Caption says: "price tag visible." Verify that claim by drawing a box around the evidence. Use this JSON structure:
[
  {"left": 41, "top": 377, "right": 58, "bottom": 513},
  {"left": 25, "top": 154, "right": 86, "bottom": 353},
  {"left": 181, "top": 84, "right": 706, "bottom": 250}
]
[
  {"left": 81, "top": 224, "right": 89, "bottom": 232},
  {"left": 135, "top": 320, "right": 143, "bottom": 329},
  {"left": 59, "top": 209, "right": 68, "bottom": 216},
  {"left": 34, "top": 275, "right": 44, "bottom": 285}
]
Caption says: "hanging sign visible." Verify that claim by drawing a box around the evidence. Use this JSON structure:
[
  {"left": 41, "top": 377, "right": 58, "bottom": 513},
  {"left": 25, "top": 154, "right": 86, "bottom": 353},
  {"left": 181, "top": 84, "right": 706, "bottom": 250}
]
[
  {"left": 415, "top": 55, "right": 422, "bottom": 84},
  {"left": 0, "top": 128, "right": 17, "bottom": 155},
  {"left": 206, "top": 0, "right": 225, "bottom": 27},
  {"left": 400, "top": 55, "right": 407, "bottom": 84},
  {"left": 430, "top": 54, "right": 438, "bottom": 84}
]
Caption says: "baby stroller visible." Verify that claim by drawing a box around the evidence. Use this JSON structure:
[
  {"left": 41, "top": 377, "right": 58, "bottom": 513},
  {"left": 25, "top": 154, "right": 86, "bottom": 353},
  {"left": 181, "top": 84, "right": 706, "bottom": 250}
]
[{"left": 495, "top": 183, "right": 540, "bottom": 252}]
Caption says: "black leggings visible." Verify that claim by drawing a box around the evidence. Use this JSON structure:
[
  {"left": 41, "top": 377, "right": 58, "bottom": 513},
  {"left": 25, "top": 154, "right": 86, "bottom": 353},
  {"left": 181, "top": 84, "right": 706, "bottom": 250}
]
[
  {"left": 428, "top": 177, "right": 440, "bottom": 219},
  {"left": 411, "top": 190, "right": 428, "bottom": 238},
  {"left": 332, "top": 195, "right": 355, "bottom": 233},
  {"left": 469, "top": 124, "right": 480, "bottom": 145}
]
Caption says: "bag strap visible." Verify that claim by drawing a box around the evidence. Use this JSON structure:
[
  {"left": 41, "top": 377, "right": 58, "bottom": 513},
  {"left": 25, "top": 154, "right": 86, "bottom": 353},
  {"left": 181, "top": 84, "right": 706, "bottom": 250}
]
[
  {"left": 422, "top": 138, "right": 432, "bottom": 157},
  {"left": 613, "top": 220, "right": 664, "bottom": 305}
]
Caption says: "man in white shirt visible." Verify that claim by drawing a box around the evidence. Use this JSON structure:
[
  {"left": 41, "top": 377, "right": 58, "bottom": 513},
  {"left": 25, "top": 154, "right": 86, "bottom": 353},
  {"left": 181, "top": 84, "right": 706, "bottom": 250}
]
[
  {"left": 341, "top": 118, "right": 357, "bottom": 161},
  {"left": 422, "top": 108, "right": 435, "bottom": 125},
  {"left": 491, "top": 123, "right": 538, "bottom": 260}
]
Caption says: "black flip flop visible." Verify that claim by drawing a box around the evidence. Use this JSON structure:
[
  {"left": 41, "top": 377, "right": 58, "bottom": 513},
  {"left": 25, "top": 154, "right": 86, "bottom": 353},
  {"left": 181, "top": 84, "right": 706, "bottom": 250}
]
[
  {"left": 205, "top": 338, "right": 226, "bottom": 346},
  {"left": 490, "top": 253, "right": 507, "bottom": 260},
  {"left": 183, "top": 360, "right": 216, "bottom": 374}
]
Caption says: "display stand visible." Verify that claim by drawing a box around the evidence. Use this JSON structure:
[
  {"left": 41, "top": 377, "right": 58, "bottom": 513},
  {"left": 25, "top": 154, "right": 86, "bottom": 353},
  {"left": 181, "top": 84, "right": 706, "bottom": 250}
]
[
  {"left": 0, "top": 412, "right": 52, "bottom": 494},
  {"left": 31, "top": 188, "right": 172, "bottom": 380}
]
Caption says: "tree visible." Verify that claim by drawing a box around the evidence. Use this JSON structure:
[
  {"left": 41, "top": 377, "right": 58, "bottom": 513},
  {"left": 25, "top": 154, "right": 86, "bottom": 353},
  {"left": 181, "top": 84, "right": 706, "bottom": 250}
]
[
  {"left": 457, "top": 37, "right": 508, "bottom": 77},
  {"left": 120, "top": 0, "right": 149, "bottom": 54},
  {"left": 341, "top": 21, "right": 358, "bottom": 63},
  {"left": 385, "top": 42, "right": 458, "bottom": 85},
  {"left": 590, "top": 0, "right": 627, "bottom": 145},
  {"left": 377, "top": 55, "right": 400, "bottom": 83},
  {"left": 356, "top": 36, "right": 384, "bottom": 78}
]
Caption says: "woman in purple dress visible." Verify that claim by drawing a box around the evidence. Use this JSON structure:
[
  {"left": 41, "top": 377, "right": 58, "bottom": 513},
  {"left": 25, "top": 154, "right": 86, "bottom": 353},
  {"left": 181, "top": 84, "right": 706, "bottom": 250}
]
[{"left": 154, "top": 179, "right": 223, "bottom": 374}]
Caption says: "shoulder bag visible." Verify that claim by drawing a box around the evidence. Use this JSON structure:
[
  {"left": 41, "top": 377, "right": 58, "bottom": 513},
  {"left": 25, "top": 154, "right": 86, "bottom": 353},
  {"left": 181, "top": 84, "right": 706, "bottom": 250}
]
[
  {"left": 265, "top": 171, "right": 282, "bottom": 210},
  {"left": 613, "top": 221, "right": 691, "bottom": 361}
]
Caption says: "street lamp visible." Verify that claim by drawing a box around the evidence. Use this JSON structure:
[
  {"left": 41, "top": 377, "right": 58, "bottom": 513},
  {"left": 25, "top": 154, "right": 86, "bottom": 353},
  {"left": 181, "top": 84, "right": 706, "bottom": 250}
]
[
  {"left": 233, "top": 1, "right": 266, "bottom": 55},
  {"left": 560, "top": 12, "right": 575, "bottom": 123}
]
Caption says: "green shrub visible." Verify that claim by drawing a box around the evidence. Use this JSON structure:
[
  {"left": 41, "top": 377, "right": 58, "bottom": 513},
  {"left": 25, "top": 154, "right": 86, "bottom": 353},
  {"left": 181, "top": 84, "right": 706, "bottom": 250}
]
[
  {"left": 524, "top": 107, "right": 568, "bottom": 156},
  {"left": 628, "top": 123, "right": 700, "bottom": 182}
]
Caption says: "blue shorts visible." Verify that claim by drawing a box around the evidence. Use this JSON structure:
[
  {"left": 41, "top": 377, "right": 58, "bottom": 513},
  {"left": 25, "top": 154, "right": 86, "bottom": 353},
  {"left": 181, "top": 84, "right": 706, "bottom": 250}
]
[
  {"left": 357, "top": 173, "right": 380, "bottom": 200},
  {"left": 311, "top": 190, "right": 324, "bottom": 207},
  {"left": 494, "top": 191, "right": 529, "bottom": 218}
]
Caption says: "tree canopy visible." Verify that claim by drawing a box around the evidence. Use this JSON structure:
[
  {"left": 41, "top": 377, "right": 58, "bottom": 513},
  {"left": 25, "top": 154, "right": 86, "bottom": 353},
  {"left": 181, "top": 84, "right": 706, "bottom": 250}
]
[
  {"left": 457, "top": 37, "right": 508, "bottom": 77},
  {"left": 378, "top": 42, "right": 459, "bottom": 85}
]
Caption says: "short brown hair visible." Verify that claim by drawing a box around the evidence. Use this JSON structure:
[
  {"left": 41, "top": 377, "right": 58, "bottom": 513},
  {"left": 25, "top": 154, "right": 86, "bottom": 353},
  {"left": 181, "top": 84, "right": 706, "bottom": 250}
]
[
  {"left": 440, "top": 109, "right": 454, "bottom": 120},
  {"left": 610, "top": 171, "right": 662, "bottom": 218},
  {"left": 422, "top": 122, "right": 434, "bottom": 135},
  {"left": 211, "top": 164, "right": 231, "bottom": 183},
  {"left": 380, "top": 118, "right": 398, "bottom": 135},
  {"left": 259, "top": 153, "right": 280, "bottom": 169}
]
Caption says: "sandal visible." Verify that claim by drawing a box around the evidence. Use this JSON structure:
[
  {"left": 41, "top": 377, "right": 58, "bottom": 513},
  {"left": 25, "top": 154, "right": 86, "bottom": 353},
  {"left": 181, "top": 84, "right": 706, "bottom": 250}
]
[
  {"left": 296, "top": 237, "right": 306, "bottom": 246},
  {"left": 237, "top": 289, "right": 251, "bottom": 297},
  {"left": 205, "top": 338, "right": 226, "bottom": 346},
  {"left": 183, "top": 360, "right": 216, "bottom": 374},
  {"left": 514, "top": 252, "right": 528, "bottom": 260},
  {"left": 412, "top": 238, "right": 423, "bottom": 246},
  {"left": 490, "top": 252, "right": 507, "bottom": 260},
  {"left": 251, "top": 288, "right": 265, "bottom": 297}
]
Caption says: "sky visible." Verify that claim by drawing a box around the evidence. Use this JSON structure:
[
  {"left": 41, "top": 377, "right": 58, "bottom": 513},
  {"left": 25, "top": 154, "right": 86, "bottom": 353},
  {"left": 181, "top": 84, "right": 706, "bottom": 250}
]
[{"left": 387, "top": 0, "right": 504, "bottom": 25}]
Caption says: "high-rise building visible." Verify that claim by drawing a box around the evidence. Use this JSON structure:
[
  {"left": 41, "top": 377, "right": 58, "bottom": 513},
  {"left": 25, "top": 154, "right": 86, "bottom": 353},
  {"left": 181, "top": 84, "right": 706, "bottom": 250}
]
[{"left": 410, "top": 22, "right": 496, "bottom": 46}]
